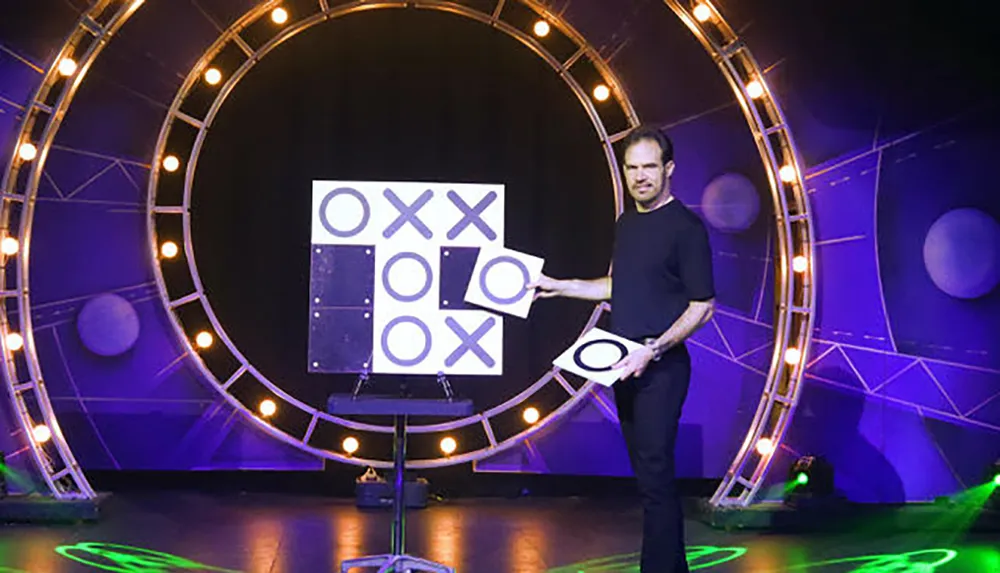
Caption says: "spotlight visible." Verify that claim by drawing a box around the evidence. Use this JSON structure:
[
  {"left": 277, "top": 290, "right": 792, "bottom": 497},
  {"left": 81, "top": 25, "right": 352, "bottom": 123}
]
[
  {"left": 533, "top": 20, "right": 550, "bottom": 37},
  {"left": 18, "top": 143, "right": 37, "bottom": 161},
  {"left": 784, "top": 347, "right": 802, "bottom": 366},
  {"left": 58, "top": 57, "right": 78, "bottom": 77},
  {"left": 593, "top": 84, "right": 611, "bottom": 102},
  {"left": 343, "top": 436, "right": 359, "bottom": 455},
  {"left": 693, "top": 3, "right": 712, "bottom": 22},
  {"left": 5, "top": 333, "right": 24, "bottom": 352},
  {"left": 271, "top": 7, "right": 289, "bottom": 25},
  {"left": 792, "top": 255, "right": 809, "bottom": 273},
  {"left": 258, "top": 399, "right": 277, "bottom": 418},
  {"left": 785, "top": 455, "right": 835, "bottom": 507},
  {"left": 204, "top": 67, "right": 222, "bottom": 85},
  {"left": 440, "top": 436, "right": 457, "bottom": 455},
  {"left": 0, "top": 450, "right": 6, "bottom": 498},
  {"left": 194, "top": 331, "right": 213, "bottom": 349},
  {"left": 160, "top": 241, "right": 179, "bottom": 259},
  {"left": 779, "top": 164, "right": 797, "bottom": 183},
  {"left": 32, "top": 425, "right": 51, "bottom": 444},
  {"left": 755, "top": 437, "right": 774, "bottom": 456},
  {"left": 986, "top": 460, "right": 1000, "bottom": 511},
  {"left": 1, "top": 237, "right": 19, "bottom": 256},
  {"left": 162, "top": 155, "right": 180, "bottom": 172},
  {"left": 746, "top": 80, "right": 764, "bottom": 99},
  {"left": 523, "top": 407, "right": 540, "bottom": 424}
]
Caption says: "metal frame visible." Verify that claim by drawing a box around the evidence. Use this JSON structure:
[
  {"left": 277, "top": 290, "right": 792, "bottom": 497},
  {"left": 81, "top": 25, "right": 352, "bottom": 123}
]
[
  {"left": 663, "top": 0, "right": 817, "bottom": 506},
  {"left": 0, "top": 0, "right": 147, "bottom": 500},
  {"left": 147, "top": 3, "right": 639, "bottom": 473}
]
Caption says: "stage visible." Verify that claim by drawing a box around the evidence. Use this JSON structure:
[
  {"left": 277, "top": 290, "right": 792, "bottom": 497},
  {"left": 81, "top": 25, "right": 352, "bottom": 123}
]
[{"left": 0, "top": 491, "right": 996, "bottom": 572}]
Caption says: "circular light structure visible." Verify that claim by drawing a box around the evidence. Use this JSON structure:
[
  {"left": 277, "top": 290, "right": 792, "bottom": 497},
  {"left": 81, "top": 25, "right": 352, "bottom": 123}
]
[
  {"left": 779, "top": 164, "right": 797, "bottom": 183},
  {"left": 755, "top": 437, "right": 774, "bottom": 456},
  {"left": 784, "top": 347, "right": 802, "bottom": 366},
  {"left": 795, "top": 471, "right": 809, "bottom": 485},
  {"left": 160, "top": 241, "right": 179, "bottom": 259},
  {"left": 592, "top": 84, "right": 611, "bottom": 102},
  {"left": 18, "top": 142, "right": 38, "bottom": 161},
  {"left": 523, "top": 407, "right": 540, "bottom": 424},
  {"left": 33, "top": 425, "right": 52, "bottom": 444},
  {"left": 204, "top": 67, "right": 222, "bottom": 85},
  {"left": 194, "top": 331, "right": 213, "bottom": 349},
  {"left": 1, "top": 237, "right": 19, "bottom": 256},
  {"left": 745, "top": 80, "right": 765, "bottom": 99},
  {"left": 693, "top": 4, "right": 712, "bottom": 22},
  {"left": 533, "top": 20, "right": 550, "bottom": 37},
  {"left": 271, "top": 7, "right": 289, "bottom": 24},
  {"left": 162, "top": 155, "right": 180, "bottom": 172},
  {"left": 58, "top": 57, "right": 78, "bottom": 77},
  {"left": 259, "top": 399, "right": 277, "bottom": 418},
  {"left": 440, "top": 437, "right": 457, "bottom": 455},
  {"left": 6, "top": 332, "right": 24, "bottom": 351},
  {"left": 792, "top": 255, "right": 809, "bottom": 273},
  {"left": 343, "top": 436, "right": 359, "bottom": 455}
]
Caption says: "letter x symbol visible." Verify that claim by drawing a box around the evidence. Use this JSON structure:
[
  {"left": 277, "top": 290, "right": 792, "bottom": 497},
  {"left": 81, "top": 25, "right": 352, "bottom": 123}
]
[
  {"left": 384, "top": 188, "right": 433, "bottom": 239},
  {"left": 444, "top": 315, "right": 496, "bottom": 368},
  {"left": 446, "top": 190, "right": 498, "bottom": 241}
]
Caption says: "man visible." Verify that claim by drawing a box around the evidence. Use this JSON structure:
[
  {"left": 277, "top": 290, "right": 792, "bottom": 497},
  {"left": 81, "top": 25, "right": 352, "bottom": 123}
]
[{"left": 530, "top": 126, "right": 715, "bottom": 573}]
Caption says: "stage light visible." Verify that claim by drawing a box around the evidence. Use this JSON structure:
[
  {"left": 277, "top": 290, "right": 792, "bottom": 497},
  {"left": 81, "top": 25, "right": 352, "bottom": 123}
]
[
  {"left": 440, "top": 437, "right": 457, "bottom": 455},
  {"left": 784, "top": 347, "right": 802, "bottom": 366},
  {"left": 160, "top": 241, "right": 179, "bottom": 259},
  {"left": 785, "top": 455, "right": 835, "bottom": 507},
  {"left": 194, "top": 331, "right": 213, "bottom": 349},
  {"left": 523, "top": 407, "right": 540, "bottom": 424},
  {"left": 343, "top": 436, "right": 359, "bottom": 455},
  {"left": 18, "top": 142, "right": 37, "bottom": 161},
  {"left": 746, "top": 80, "right": 764, "bottom": 99},
  {"left": 162, "top": 155, "right": 180, "bottom": 172},
  {"left": 1, "top": 237, "right": 19, "bottom": 256},
  {"left": 204, "top": 67, "right": 222, "bottom": 85},
  {"left": 755, "top": 437, "right": 774, "bottom": 456},
  {"left": 271, "top": 7, "right": 289, "bottom": 24},
  {"left": 992, "top": 473, "right": 999, "bottom": 486},
  {"left": 258, "top": 399, "right": 277, "bottom": 418},
  {"left": 5, "top": 333, "right": 23, "bottom": 352},
  {"left": 693, "top": 3, "right": 712, "bottom": 22},
  {"left": 792, "top": 255, "right": 809, "bottom": 273},
  {"left": 779, "top": 164, "right": 797, "bottom": 183},
  {"left": 533, "top": 20, "right": 550, "bottom": 37},
  {"left": 32, "top": 425, "right": 51, "bottom": 444},
  {"left": 58, "top": 57, "right": 78, "bottom": 77},
  {"left": 593, "top": 84, "right": 611, "bottom": 102},
  {"left": 0, "top": 450, "right": 6, "bottom": 498}
]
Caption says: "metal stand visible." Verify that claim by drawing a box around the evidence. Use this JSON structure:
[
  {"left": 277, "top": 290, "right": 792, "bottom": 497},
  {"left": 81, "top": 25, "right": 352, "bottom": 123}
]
[{"left": 329, "top": 394, "right": 472, "bottom": 573}]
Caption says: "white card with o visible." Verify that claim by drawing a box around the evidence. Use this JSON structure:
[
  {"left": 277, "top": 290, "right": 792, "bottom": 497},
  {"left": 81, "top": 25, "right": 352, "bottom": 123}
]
[
  {"left": 464, "top": 246, "right": 544, "bottom": 318},
  {"left": 552, "top": 327, "right": 643, "bottom": 387}
]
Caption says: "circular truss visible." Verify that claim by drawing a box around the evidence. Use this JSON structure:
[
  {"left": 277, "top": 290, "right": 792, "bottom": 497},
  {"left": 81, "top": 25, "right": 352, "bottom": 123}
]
[{"left": 1, "top": 0, "right": 815, "bottom": 507}]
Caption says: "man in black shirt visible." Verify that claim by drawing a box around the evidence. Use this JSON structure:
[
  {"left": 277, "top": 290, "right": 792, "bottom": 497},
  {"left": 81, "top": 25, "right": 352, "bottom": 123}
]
[{"left": 530, "top": 126, "right": 715, "bottom": 573}]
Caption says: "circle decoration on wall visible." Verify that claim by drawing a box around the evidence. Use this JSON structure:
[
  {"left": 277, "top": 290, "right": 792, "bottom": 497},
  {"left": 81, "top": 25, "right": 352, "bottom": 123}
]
[
  {"left": 701, "top": 172, "right": 761, "bottom": 233},
  {"left": 76, "top": 294, "right": 141, "bottom": 357},
  {"left": 923, "top": 208, "right": 1000, "bottom": 299}
]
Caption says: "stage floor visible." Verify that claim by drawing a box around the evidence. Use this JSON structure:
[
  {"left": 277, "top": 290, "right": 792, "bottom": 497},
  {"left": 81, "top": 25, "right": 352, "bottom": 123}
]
[{"left": 0, "top": 493, "right": 996, "bottom": 572}]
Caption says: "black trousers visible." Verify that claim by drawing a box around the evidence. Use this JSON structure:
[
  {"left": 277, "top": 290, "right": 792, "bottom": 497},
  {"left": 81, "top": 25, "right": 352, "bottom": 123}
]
[{"left": 613, "top": 344, "right": 691, "bottom": 573}]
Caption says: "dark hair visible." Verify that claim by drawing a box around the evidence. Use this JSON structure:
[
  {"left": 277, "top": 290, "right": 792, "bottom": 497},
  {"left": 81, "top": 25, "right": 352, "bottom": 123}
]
[{"left": 622, "top": 125, "right": 674, "bottom": 164}]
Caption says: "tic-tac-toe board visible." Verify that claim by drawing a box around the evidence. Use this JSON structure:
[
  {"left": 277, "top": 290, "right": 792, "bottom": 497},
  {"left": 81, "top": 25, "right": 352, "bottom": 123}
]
[{"left": 308, "top": 180, "right": 507, "bottom": 376}]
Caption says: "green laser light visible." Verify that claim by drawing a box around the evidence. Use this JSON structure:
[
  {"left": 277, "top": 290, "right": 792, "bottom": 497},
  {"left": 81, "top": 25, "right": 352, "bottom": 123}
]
[
  {"left": 992, "top": 473, "right": 1000, "bottom": 486},
  {"left": 795, "top": 472, "right": 809, "bottom": 486}
]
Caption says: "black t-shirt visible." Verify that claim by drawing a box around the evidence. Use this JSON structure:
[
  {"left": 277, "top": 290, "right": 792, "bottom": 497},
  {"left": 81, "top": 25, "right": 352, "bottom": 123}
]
[{"left": 610, "top": 198, "right": 715, "bottom": 340}]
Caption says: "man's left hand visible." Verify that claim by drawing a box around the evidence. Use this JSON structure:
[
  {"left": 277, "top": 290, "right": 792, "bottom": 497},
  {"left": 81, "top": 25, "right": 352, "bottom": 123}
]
[{"left": 612, "top": 346, "right": 656, "bottom": 380}]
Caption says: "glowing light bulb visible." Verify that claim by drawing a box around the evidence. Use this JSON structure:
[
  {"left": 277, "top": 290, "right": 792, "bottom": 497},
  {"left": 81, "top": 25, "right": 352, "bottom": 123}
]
[
  {"left": 533, "top": 20, "right": 550, "bottom": 37},
  {"left": 195, "top": 331, "right": 213, "bottom": 349},
  {"left": 693, "top": 4, "right": 712, "bottom": 22},
  {"left": 18, "top": 143, "right": 38, "bottom": 161},
  {"left": 259, "top": 399, "right": 277, "bottom": 418},
  {"left": 1, "top": 237, "right": 19, "bottom": 256},
  {"left": 58, "top": 57, "right": 78, "bottom": 77},
  {"left": 204, "top": 67, "right": 222, "bottom": 85},
  {"left": 440, "top": 436, "right": 457, "bottom": 455},
  {"left": 162, "top": 155, "right": 180, "bottom": 172},
  {"left": 746, "top": 80, "right": 764, "bottom": 99},
  {"left": 785, "top": 347, "right": 802, "bottom": 365},
  {"left": 792, "top": 256, "right": 809, "bottom": 273},
  {"left": 795, "top": 472, "right": 809, "bottom": 485},
  {"left": 593, "top": 84, "right": 611, "bottom": 102},
  {"left": 6, "top": 332, "right": 24, "bottom": 351},
  {"left": 343, "top": 436, "right": 359, "bottom": 454},
  {"left": 779, "top": 164, "right": 797, "bottom": 183},
  {"left": 755, "top": 437, "right": 774, "bottom": 456},
  {"left": 33, "top": 425, "right": 51, "bottom": 443},
  {"left": 271, "top": 7, "right": 289, "bottom": 24},
  {"left": 160, "top": 241, "right": 179, "bottom": 259},
  {"left": 523, "top": 407, "right": 540, "bottom": 424}
]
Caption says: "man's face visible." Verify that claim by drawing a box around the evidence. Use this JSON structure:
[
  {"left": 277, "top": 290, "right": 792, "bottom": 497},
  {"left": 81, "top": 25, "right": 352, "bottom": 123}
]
[{"left": 623, "top": 139, "right": 674, "bottom": 208}]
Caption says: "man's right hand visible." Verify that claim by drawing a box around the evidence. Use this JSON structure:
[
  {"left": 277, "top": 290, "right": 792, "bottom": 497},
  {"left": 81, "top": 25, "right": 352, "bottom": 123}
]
[{"left": 527, "top": 273, "right": 563, "bottom": 300}]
